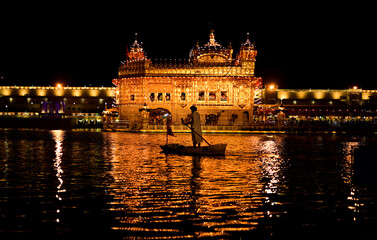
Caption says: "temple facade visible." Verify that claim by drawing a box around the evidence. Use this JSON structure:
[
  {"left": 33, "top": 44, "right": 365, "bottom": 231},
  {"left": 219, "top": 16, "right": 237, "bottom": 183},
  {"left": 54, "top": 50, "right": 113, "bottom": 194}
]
[{"left": 113, "top": 31, "right": 262, "bottom": 128}]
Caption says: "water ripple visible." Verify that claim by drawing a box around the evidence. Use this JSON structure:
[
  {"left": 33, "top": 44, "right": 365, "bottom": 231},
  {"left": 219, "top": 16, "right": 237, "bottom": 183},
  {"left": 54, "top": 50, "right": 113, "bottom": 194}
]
[{"left": 0, "top": 130, "right": 376, "bottom": 239}]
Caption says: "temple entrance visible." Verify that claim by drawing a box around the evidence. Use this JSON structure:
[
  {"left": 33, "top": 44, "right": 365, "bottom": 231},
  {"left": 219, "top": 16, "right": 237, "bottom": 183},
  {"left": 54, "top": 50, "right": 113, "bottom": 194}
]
[
  {"left": 149, "top": 108, "right": 172, "bottom": 125},
  {"left": 242, "top": 111, "right": 249, "bottom": 123},
  {"left": 205, "top": 113, "right": 220, "bottom": 126}
]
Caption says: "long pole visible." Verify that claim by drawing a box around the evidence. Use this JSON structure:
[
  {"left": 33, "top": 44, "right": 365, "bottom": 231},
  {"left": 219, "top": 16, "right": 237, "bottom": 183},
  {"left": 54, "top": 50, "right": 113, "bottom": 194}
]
[{"left": 183, "top": 123, "right": 211, "bottom": 146}]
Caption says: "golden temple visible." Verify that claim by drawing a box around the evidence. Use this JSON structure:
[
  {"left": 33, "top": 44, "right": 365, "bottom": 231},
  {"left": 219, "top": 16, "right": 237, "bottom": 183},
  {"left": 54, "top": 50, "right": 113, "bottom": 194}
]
[{"left": 113, "top": 30, "right": 262, "bottom": 128}]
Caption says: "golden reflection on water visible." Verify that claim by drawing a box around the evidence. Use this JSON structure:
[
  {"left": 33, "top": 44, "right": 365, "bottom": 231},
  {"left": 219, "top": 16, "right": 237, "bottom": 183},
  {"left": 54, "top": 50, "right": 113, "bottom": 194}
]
[
  {"left": 51, "top": 130, "right": 66, "bottom": 223},
  {"left": 1, "top": 130, "right": 376, "bottom": 238},
  {"left": 341, "top": 140, "right": 362, "bottom": 221},
  {"left": 103, "top": 133, "right": 287, "bottom": 238},
  {"left": 260, "top": 139, "right": 281, "bottom": 195}
]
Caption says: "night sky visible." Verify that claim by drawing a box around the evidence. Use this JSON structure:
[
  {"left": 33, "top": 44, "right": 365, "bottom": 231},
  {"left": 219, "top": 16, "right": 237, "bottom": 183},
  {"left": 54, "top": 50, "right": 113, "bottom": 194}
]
[{"left": 1, "top": 3, "right": 375, "bottom": 89}]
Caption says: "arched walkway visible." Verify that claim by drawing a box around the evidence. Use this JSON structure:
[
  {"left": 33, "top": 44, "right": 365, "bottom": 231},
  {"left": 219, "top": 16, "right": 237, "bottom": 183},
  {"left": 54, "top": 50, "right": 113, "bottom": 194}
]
[{"left": 149, "top": 108, "right": 172, "bottom": 125}]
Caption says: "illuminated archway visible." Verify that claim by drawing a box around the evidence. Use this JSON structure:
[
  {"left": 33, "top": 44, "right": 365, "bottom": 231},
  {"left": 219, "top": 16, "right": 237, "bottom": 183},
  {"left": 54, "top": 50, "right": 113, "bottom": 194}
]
[{"left": 149, "top": 108, "right": 172, "bottom": 125}]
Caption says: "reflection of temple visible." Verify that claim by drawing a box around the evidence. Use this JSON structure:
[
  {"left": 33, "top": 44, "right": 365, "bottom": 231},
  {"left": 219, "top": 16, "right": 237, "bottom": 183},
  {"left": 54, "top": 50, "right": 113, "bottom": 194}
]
[
  {"left": 105, "top": 133, "right": 270, "bottom": 237},
  {"left": 113, "top": 31, "right": 262, "bottom": 128}
]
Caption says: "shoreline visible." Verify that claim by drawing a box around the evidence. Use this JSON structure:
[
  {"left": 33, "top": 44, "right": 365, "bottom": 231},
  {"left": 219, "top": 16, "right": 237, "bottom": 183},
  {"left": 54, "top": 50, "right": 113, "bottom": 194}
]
[
  {"left": 117, "top": 128, "right": 377, "bottom": 135},
  {"left": 1, "top": 127, "right": 376, "bottom": 135}
]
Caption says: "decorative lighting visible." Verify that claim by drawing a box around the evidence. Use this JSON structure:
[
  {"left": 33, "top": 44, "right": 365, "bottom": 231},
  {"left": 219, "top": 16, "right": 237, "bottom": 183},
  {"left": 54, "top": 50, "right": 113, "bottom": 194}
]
[{"left": 268, "top": 84, "right": 276, "bottom": 90}]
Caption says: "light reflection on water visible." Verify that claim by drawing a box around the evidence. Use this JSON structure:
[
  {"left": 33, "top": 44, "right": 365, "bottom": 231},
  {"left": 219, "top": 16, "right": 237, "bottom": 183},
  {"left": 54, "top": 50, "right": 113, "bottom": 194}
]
[
  {"left": 51, "top": 130, "right": 66, "bottom": 223},
  {"left": 0, "top": 130, "right": 376, "bottom": 239}
]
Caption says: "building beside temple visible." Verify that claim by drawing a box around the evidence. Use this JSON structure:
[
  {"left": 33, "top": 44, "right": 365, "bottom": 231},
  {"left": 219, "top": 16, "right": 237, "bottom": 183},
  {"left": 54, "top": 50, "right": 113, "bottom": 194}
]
[
  {"left": 0, "top": 85, "right": 115, "bottom": 128},
  {"left": 260, "top": 85, "right": 377, "bottom": 120},
  {"left": 113, "top": 30, "right": 262, "bottom": 128}
]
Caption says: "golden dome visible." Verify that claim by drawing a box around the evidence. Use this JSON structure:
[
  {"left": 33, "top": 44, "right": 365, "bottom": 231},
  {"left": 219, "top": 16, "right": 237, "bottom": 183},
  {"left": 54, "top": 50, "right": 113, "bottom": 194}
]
[{"left": 189, "top": 30, "right": 233, "bottom": 64}]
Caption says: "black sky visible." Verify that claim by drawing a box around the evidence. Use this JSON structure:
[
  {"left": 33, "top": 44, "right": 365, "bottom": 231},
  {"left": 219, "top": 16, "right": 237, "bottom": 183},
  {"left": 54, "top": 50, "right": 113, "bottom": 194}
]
[{"left": 0, "top": 3, "right": 376, "bottom": 89}]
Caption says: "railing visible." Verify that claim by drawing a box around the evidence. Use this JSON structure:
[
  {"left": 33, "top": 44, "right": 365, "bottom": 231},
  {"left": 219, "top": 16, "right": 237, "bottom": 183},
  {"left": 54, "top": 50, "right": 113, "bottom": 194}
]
[{"left": 113, "top": 120, "right": 130, "bottom": 129}]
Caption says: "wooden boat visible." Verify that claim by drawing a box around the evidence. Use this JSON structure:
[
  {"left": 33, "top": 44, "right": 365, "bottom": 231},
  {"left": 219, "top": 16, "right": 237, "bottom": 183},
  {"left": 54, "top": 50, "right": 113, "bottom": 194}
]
[{"left": 160, "top": 143, "right": 227, "bottom": 156}]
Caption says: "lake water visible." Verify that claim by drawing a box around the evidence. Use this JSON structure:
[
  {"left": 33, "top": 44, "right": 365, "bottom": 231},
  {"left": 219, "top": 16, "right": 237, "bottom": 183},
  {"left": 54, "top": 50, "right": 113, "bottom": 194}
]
[{"left": 0, "top": 129, "right": 376, "bottom": 239}]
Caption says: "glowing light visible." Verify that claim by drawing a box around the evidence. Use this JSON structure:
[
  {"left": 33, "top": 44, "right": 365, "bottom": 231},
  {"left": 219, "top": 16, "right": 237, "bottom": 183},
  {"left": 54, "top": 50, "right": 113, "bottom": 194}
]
[
  {"left": 19, "top": 89, "right": 28, "bottom": 96},
  {"left": 57, "top": 84, "right": 62, "bottom": 88},
  {"left": 54, "top": 89, "right": 65, "bottom": 97},
  {"left": 353, "top": 86, "right": 358, "bottom": 90},
  {"left": 279, "top": 92, "right": 289, "bottom": 99},
  {"left": 268, "top": 84, "right": 276, "bottom": 90},
  {"left": 36, "top": 89, "right": 47, "bottom": 96},
  {"left": 314, "top": 91, "right": 325, "bottom": 99},
  {"left": 89, "top": 89, "right": 99, "bottom": 97},
  {"left": 51, "top": 130, "right": 65, "bottom": 223}
]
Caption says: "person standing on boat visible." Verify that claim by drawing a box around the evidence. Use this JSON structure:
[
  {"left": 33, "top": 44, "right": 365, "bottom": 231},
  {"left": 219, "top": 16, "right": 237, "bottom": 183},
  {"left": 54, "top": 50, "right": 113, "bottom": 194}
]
[{"left": 189, "top": 105, "right": 203, "bottom": 147}]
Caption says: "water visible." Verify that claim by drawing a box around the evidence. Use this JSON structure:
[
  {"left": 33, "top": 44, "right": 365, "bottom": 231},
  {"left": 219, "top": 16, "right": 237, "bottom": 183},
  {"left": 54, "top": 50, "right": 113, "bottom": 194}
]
[{"left": 0, "top": 130, "right": 376, "bottom": 239}]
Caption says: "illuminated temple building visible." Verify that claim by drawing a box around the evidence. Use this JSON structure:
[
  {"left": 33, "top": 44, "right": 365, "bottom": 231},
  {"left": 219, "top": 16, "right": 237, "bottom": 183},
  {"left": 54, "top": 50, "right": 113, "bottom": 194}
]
[
  {"left": 112, "top": 31, "right": 262, "bottom": 128},
  {"left": 2, "top": 31, "right": 377, "bottom": 130}
]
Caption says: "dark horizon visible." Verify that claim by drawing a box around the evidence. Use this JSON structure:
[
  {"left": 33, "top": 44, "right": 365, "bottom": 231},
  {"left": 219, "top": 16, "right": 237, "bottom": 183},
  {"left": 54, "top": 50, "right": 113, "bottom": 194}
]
[{"left": 1, "top": 3, "right": 375, "bottom": 89}]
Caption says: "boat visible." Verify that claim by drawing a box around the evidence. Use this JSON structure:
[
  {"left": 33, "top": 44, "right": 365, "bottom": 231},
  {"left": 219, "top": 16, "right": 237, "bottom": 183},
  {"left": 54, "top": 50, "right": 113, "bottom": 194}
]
[{"left": 160, "top": 143, "right": 227, "bottom": 156}]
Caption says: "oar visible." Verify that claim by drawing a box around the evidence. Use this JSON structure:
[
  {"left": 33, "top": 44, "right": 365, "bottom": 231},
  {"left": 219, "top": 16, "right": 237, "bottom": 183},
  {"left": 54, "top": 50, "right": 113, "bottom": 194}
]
[{"left": 181, "top": 119, "right": 211, "bottom": 146}]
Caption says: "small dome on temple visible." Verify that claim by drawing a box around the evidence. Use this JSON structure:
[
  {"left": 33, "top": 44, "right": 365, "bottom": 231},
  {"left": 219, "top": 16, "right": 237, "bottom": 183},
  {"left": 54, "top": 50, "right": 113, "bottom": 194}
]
[
  {"left": 127, "top": 33, "right": 147, "bottom": 61},
  {"left": 241, "top": 33, "right": 255, "bottom": 49},
  {"left": 236, "top": 33, "right": 257, "bottom": 62}
]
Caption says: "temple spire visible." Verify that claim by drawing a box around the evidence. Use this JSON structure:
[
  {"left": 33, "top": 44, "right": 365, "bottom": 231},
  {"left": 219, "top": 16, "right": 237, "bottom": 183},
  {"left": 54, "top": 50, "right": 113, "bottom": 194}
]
[
  {"left": 244, "top": 33, "right": 252, "bottom": 46},
  {"left": 205, "top": 29, "right": 221, "bottom": 47},
  {"left": 209, "top": 29, "right": 215, "bottom": 46}
]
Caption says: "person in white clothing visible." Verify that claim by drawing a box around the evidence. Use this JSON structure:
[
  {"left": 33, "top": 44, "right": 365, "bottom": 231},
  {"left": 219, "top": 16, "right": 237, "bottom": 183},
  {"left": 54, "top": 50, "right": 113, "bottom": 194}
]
[{"left": 189, "top": 105, "right": 203, "bottom": 147}]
